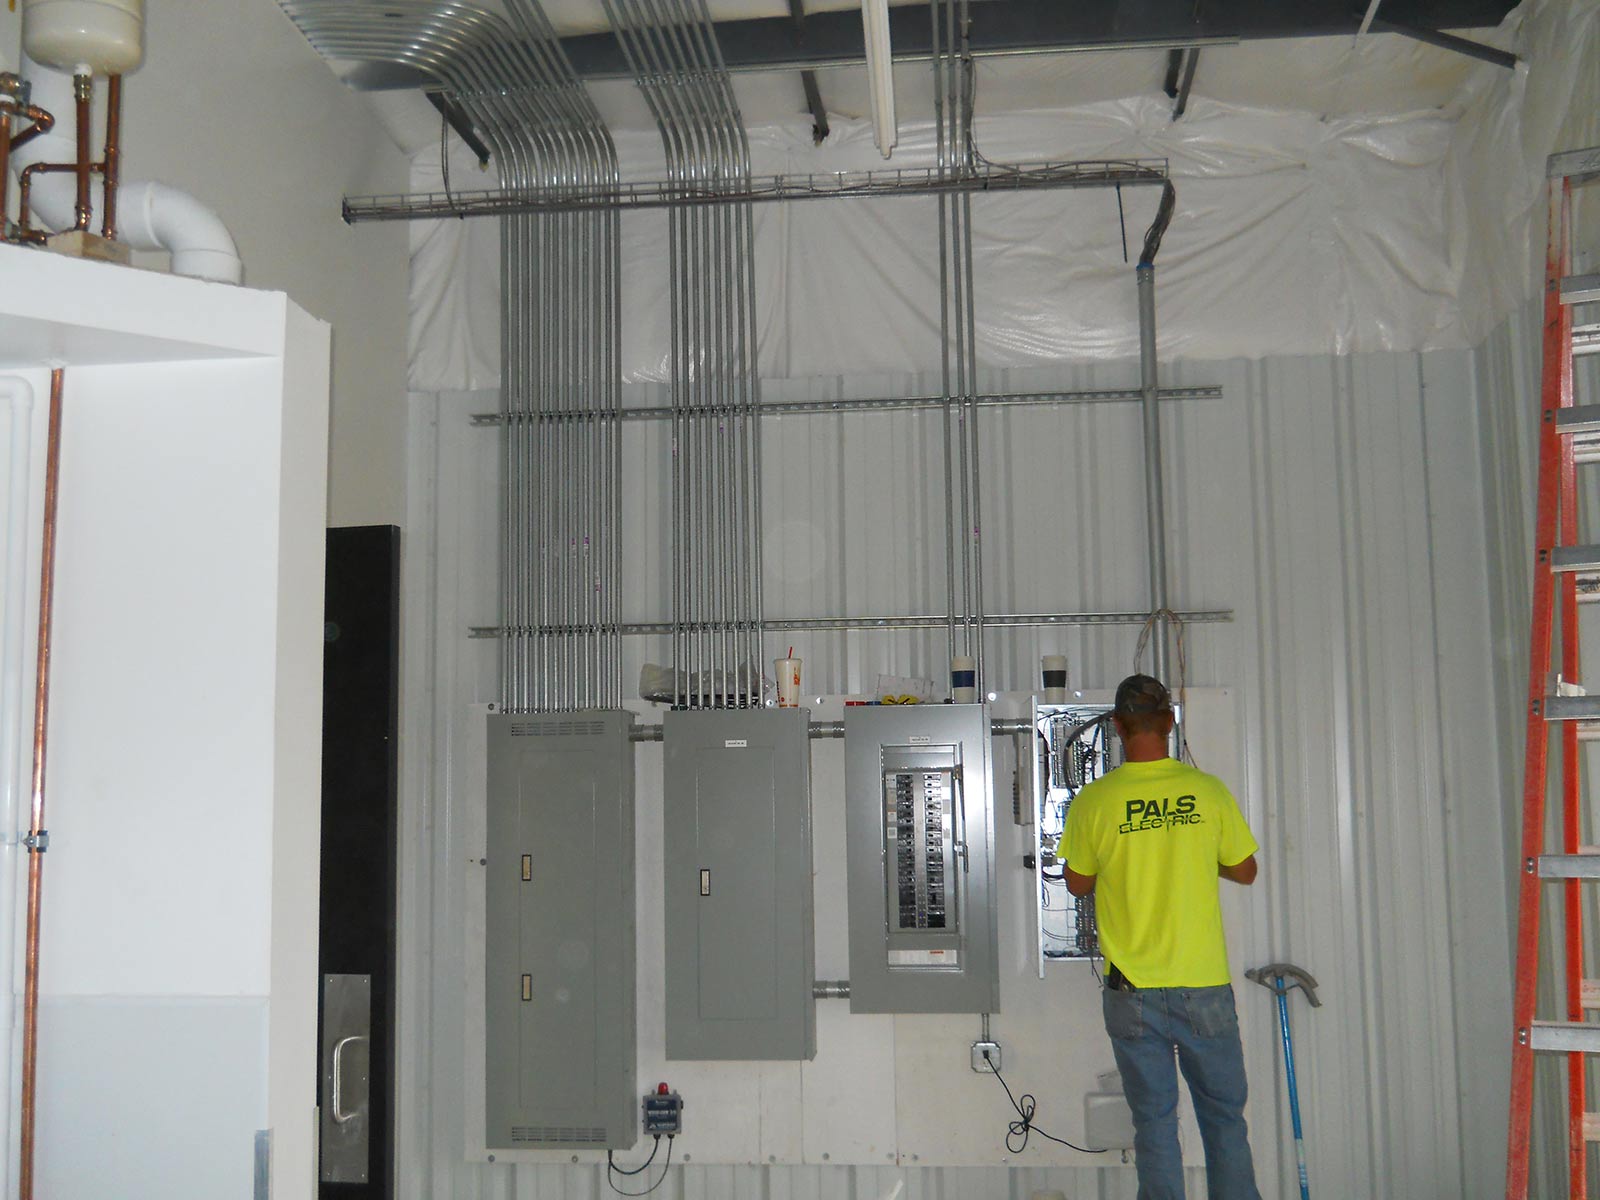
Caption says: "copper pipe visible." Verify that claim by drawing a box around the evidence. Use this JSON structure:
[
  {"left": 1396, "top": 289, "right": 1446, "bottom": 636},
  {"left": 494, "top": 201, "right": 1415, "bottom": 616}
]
[
  {"left": 1, "top": 96, "right": 57, "bottom": 232},
  {"left": 18, "top": 369, "right": 64, "bottom": 1200},
  {"left": 4, "top": 101, "right": 56, "bottom": 154},
  {"left": 101, "top": 76, "right": 121, "bottom": 241},
  {"left": 19, "top": 160, "right": 101, "bottom": 237},
  {"left": 0, "top": 106, "right": 11, "bottom": 232},
  {"left": 72, "top": 73, "right": 91, "bottom": 232}
]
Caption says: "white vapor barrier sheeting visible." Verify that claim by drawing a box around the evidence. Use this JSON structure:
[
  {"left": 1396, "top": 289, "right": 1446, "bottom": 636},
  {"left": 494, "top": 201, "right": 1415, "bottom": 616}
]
[
  {"left": 399, "top": 343, "right": 1511, "bottom": 1197},
  {"left": 404, "top": 1, "right": 1599, "bottom": 392}
]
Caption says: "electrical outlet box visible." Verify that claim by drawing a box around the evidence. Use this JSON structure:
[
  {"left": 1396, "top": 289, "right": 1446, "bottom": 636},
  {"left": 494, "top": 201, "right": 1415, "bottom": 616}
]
[
  {"left": 971, "top": 1040, "right": 1001, "bottom": 1073},
  {"left": 642, "top": 1086, "right": 683, "bottom": 1136}
]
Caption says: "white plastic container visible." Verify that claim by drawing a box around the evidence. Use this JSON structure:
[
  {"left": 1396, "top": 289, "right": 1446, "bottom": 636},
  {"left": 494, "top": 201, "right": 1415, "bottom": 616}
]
[{"left": 23, "top": 0, "right": 144, "bottom": 74}]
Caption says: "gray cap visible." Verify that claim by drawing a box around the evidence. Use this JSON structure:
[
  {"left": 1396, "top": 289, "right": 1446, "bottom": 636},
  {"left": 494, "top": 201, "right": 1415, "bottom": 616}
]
[{"left": 1113, "top": 674, "right": 1172, "bottom": 716}]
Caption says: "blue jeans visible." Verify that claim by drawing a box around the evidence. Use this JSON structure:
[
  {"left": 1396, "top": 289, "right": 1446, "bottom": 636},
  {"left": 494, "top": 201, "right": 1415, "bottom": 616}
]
[{"left": 1103, "top": 983, "right": 1261, "bottom": 1200}]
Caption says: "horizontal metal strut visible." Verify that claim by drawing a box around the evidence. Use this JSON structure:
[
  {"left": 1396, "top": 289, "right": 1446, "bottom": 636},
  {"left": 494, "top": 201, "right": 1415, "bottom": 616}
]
[
  {"left": 471, "top": 608, "right": 1233, "bottom": 638},
  {"left": 343, "top": 159, "right": 1170, "bottom": 223},
  {"left": 472, "top": 385, "right": 1222, "bottom": 426},
  {"left": 1537, "top": 853, "right": 1600, "bottom": 880},
  {"left": 1527, "top": 1021, "right": 1600, "bottom": 1053}
]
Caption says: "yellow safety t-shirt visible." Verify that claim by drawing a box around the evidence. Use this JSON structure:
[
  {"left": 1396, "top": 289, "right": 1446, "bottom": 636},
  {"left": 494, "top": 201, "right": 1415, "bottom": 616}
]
[{"left": 1060, "top": 757, "right": 1257, "bottom": 988}]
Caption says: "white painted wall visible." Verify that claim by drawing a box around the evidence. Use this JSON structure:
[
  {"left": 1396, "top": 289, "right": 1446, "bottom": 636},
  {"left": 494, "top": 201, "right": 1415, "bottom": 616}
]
[
  {"left": 0, "top": 0, "right": 411, "bottom": 528},
  {"left": 0, "top": 249, "right": 330, "bottom": 1198}
]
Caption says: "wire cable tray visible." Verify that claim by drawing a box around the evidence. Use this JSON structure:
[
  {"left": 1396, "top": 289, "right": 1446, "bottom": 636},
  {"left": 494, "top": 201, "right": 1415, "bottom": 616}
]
[{"left": 343, "top": 157, "right": 1170, "bottom": 222}]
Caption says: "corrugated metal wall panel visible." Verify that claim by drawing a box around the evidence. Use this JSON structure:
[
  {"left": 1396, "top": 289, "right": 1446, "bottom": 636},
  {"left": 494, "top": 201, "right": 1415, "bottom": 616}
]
[{"left": 400, "top": 332, "right": 1515, "bottom": 1196}]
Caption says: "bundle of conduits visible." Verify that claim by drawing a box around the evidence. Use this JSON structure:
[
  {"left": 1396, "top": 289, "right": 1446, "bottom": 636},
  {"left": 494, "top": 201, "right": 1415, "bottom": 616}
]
[
  {"left": 280, "top": 0, "right": 1178, "bottom": 708},
  {"left": 283, "top": 0, "right": 625, "bottom": 713},
  {"left": 601, "top": 0, "right": 765, "bottom": 710}
]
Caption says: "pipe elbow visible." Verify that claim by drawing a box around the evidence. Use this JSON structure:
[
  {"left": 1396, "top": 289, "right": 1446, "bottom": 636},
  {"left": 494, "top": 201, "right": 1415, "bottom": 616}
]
[{"left": 117, "top": 181, "right": 242, "bottom": 285}]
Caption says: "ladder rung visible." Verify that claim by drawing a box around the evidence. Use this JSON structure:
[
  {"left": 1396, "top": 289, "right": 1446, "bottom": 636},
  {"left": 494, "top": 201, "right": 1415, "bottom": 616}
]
[
  {"left": 1547, "top": 146, "right": 1600, "bottom": 181},
  {"left": 1551, "top": 546, "right": 1600, "bottom": 573},
  {"left": 1558, "top": 405, "right": 1600, "bottom": 437},
  {"left": 1577, "top": 324, "right": 1600, "bottom": 357},
  {"left": 1543, "top": 695, "right": 1600, "bottom": 721},
  {"left": 1528, "top": 1021, "right": 1600, "bottom": 1052},
  {"left": 1537, "top": 852, "right": 1600, "bottom": 878},
  {"left": 1563, "top": 274, "right": 1600, "bottom": 306}
]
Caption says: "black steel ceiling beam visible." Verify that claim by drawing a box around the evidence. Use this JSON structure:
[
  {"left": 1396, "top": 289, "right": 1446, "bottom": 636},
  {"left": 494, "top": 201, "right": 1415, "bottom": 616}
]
[
  {"left": 1171, "top": 47, "right": 1199, "bottom": 119},
  {"left": 787, "top": 0, "right": 830, "bottom": 145},
  {"left": 1366, "top": 15, "right": 1518, "bottom": 67},
  {"left": 426, "top": 91, "right": 491, "bottom": 167},
  {"left": 554, "top": 0, "right": 1517, "bottom": 79},
  {"left": 1162, "top": 48, "right": 1184, "bottom": 97}
]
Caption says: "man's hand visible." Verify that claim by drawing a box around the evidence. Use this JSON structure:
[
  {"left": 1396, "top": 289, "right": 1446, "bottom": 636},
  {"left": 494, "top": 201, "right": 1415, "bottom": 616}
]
[
  {"left": 1065, "top": 867, "right": 1096, "bottom": 897},
  {"left": 1219, "top": 854, "right": 1258, "bottom": 886}
]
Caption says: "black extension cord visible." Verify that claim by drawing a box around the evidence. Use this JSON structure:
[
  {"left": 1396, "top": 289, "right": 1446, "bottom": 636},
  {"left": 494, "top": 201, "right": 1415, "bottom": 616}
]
[
  {"left": 982, "top": 1052, "right": 1107, "bottom": 1157},
  {"left": 607, "top": 1135, "right": 674, "bottom": 1196}
]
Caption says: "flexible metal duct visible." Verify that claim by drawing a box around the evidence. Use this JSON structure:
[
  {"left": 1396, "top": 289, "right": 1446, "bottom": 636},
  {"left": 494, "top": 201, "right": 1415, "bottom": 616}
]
[
  {"left": 601, "top": 0, "right": 764, "bottom": 710},
  {"left": 10, "top": 59, "right": 241, "bottom": 283},
  {"left": 282, "top": 0, "right": 623, "bottom": 713}
]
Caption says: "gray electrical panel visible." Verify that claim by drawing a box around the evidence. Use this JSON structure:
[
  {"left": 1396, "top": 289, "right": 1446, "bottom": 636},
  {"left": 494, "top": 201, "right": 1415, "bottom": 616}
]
[
  {"left": 845, "top": 704, "right": 1000, "bottom": 1013},
  {"left": 663, "top": 707, "right": 816, "bottom": 1060},
  {"left": 486, "top": 710, "right": 637, "bottom": 1150}
]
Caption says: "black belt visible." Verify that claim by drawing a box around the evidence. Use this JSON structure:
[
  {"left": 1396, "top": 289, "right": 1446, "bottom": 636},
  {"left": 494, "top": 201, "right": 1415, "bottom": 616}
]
[{"left": 1105, "top": 962, "right": 1137, "bottom": 992}]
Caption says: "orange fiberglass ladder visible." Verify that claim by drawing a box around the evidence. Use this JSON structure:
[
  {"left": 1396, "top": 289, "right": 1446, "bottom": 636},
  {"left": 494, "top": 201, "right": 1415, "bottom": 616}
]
[{"left": 1507, "top": 142, "right": 1600, "bottom": 1200}]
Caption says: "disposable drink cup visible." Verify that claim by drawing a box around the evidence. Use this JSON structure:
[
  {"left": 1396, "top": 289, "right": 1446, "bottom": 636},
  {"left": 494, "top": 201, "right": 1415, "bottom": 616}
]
[{"left": 776, "top": 658, "right": 802, "bottom": 707}]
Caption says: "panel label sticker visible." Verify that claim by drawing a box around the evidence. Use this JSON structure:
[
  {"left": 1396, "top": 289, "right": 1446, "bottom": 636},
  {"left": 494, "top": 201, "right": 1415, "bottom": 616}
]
[
  {"left": 724, "top": 739, "right": 748, "bottom": 748},
  {"left": 887, "top": 948, "right": 961, "bottom": 967},
  {"left": 909, "top": 735, "right": 931, "bottom": 744}
]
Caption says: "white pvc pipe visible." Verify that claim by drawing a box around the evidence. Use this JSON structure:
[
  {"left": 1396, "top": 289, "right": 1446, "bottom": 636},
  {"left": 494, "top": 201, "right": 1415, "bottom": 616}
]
[
  {"left": 11, "top": 57, "right": 243, "bottom": 284},
  {"left": 0, "top": 374, "right": 37, "bottom": 1200}
]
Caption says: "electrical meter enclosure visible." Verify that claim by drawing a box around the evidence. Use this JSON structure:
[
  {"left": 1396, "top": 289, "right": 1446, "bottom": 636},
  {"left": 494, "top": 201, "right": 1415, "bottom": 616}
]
[
  {"left": 485, "top": 710, "right": 637, "bottom": 1150},
  {"left": 662, "top": 707, "right": 816, "bottom": 1060},
  {"left": 844, "top": 704, "right": 1000, "bottom": 1013}
]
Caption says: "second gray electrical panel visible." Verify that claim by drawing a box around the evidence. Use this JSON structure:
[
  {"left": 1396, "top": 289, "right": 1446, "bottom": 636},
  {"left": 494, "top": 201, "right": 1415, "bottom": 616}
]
[
  {"left": 845, "top": 704, "right": 1000, "bottom": 1013},
  {"left": 663, "top": 708, "right": 815, "bottom": 1060},
  {"left": 486, "top": 710, "right": 637, "bottom": 1150}
]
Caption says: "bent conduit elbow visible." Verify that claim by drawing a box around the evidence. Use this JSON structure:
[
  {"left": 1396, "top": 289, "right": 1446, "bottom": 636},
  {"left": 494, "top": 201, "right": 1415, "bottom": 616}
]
[{"left": 9, "top": 58, "right": 243, "bottom": 284}]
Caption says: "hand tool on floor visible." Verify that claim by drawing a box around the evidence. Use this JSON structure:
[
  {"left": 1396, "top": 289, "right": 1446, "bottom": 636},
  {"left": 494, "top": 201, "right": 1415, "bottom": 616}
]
[{"left": 1246, "top": 962, "right": 1321, "bottom": 1200}]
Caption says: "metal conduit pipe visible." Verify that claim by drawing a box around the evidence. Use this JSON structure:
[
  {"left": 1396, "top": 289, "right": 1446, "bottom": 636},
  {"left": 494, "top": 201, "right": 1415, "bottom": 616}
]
[
  {"left": 813, "top": 980, "right": 850, "bottom": 999},
  {"left": 1137, "top": 265, "right": 1169, "bottom": 683},
  {"left": 630, "top": 716, "right": 1031, "bottom": 742},
  {"left": 1136, "top": 182, "right": 1177, "bottom": 683},
  {"left": 606, "top": 0, "right": 762, "bottom": 711},
  {"left": 284, "top": 0, "right": 624, "bottom": 714}
]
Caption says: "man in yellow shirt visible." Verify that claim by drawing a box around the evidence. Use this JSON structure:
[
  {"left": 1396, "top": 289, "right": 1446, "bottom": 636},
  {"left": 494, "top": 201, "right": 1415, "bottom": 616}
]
[{"left": 1063, "top": 674, "right": 1261, "bottom": 1200}]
